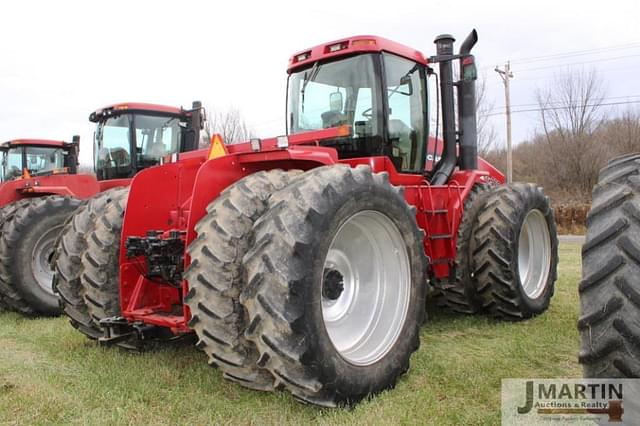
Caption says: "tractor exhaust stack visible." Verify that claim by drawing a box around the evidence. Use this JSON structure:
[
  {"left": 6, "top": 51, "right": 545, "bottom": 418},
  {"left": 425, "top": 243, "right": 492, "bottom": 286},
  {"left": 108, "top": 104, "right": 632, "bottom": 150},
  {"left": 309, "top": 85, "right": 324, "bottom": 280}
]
[
  {"left": 69, "top": 135, "right": 80, "bottom": 174},
  {"left": 183, "top": 101, "right": 204, "bottom": 152}
]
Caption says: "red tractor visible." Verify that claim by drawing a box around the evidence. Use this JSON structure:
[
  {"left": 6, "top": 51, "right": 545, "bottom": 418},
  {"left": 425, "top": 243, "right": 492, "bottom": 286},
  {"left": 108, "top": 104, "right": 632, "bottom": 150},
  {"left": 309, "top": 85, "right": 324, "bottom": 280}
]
[
  {"left": 56, "top": 31, "right": 558, "bottom": 406},
  {"left": 0, "top": 102, "right": 204, "bottom": 316}
]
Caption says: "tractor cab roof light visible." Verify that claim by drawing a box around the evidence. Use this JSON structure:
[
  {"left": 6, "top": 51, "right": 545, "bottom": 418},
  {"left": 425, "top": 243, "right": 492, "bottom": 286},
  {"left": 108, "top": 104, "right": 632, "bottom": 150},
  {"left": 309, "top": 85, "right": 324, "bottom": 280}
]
[
  {"left": 295, "top": 51, "right": 311, "bottom": 63},
  {"left": 351, "top": 39, "right": 376, "bottom": 47},
  {"left": 276, "top": 135, "right": 289, "bottom": 149},
  {"left": 326, "top": 42, "right": 348, "bottom": 53},
  {"left": 250, "top": 138, "right": 262, "bottom": 152}
]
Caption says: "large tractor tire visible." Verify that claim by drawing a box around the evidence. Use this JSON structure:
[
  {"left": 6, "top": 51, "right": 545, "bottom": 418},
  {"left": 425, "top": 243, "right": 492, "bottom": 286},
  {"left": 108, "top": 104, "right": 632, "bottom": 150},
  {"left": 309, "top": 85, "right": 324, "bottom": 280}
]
[
  {"left": 241, "top": 165, "right": 428, "bottom": 406},
  {"left": 53, "top": 188, "right": 128, "bottom": 339},
  {"left": 473, "top": 183, "right": 558, "bottom": 321},
  {"left": 579, "top": 153, "right": 640, "bottom": 377},
  {"left": 81, "top": 188, "right": 129, "bottom": 329},
  {"left": 184, "top": 169, "right": 300, "bottom": 391},
  {"left": 0, "top": 196, "right": 82, "bottom": 316},
  {"left": 434, "top": 183, "right": 491, "bottom": 314},
  {"left": 0, "top": 199, "right": 32, "bottom": 310}
]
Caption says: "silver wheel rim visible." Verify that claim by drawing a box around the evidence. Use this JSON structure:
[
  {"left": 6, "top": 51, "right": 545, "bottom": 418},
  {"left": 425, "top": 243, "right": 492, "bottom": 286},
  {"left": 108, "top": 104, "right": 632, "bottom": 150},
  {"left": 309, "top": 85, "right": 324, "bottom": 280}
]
[
  {"left": 518, "top": 209, "right": 551, "bottom": 299},
  {"left": 31, "top": 226, "right": 60, "bottom": 295},
  {"left": 321, "top": 210, "right": 411, "bottom": 366}
]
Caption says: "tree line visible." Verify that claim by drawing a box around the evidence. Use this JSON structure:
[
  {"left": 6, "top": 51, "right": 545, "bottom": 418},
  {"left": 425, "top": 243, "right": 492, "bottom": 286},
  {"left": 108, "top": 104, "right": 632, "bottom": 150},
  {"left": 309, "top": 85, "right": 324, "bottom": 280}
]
[{"left": 482, "top": 69, "right": 640, "bottom": 203}]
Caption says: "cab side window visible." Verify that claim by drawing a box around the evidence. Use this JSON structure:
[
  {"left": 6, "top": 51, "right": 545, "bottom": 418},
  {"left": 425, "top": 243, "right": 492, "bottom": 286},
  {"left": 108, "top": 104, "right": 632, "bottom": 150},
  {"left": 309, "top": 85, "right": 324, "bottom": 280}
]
[{"left": 383, "top": 53, "right": 428, "bottom": 173}]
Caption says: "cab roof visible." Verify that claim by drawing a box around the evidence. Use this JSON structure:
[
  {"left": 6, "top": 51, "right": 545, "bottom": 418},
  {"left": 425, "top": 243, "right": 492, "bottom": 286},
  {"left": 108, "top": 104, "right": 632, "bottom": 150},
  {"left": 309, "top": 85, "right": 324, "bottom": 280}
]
[
  {"left": 0, "top": 139, "right": 72, "bottom": 149},
  {"left": 90, "top": 102, "right": 185, "bottom": 122},
  {"left": 288, "top": 35, "right": 428, "bottom": 73}
]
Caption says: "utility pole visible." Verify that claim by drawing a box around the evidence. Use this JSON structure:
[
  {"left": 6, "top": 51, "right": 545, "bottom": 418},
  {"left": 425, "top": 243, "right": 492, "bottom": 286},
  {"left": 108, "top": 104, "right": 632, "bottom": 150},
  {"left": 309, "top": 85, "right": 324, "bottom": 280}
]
[{"left": 495, "top": 61, "right": 514, "bottom": 183}]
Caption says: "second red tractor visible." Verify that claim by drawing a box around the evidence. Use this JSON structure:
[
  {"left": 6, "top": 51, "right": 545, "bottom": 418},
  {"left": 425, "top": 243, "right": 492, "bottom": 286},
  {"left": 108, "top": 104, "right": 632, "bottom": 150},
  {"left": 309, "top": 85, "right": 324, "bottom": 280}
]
[{"left": 0, "top": 102, "right": 203, "bottom": 316}]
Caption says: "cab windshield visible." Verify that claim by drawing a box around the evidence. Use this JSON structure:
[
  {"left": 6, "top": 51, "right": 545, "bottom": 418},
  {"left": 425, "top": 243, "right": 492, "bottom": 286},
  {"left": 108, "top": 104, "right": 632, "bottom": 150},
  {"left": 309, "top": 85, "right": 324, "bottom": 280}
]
[
  {"left": 1, "top": 148, "right": 22, "bottom": 181},
  {"left": 288, "top": 54, "right": 381, "bottom": 138},
  {"left": 287, "top": 53, "right": 428, "bottom": 173},
  {"left": 95, "top": 113, "right": 183, "bottom": 180},
  {"left": 1, "top": 146, "right": 65, "bottom": 181}
]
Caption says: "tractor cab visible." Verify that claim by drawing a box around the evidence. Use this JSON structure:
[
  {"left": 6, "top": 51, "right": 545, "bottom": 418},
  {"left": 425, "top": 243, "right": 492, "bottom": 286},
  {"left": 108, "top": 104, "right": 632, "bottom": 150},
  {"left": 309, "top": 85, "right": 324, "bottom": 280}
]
[
  {"left": 90, "top": 102, "right": 203, "bottom": 180},
  {"left": 287, "top": 33, "right": 479, "bottom": 184},
  {"left": 0, "top": 138, "right": 79, "bottom": 182},
  {"left": 288, "top": 40, "right": 428, "bottom": 174}
]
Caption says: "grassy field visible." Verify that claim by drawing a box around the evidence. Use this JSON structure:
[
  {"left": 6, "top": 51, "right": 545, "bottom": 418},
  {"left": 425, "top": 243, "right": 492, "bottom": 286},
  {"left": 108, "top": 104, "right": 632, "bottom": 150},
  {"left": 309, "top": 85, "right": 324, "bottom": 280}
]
[{"left": 0, "top": 243, "right": 582, "bottom": 425}]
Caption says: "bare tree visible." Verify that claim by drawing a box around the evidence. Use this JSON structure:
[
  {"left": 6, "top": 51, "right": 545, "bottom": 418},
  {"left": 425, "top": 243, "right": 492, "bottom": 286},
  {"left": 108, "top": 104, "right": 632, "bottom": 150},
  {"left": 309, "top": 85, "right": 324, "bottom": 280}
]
[
  {"left": 476, "top": 74, "right": 498, "bottom": 156},
  {"left": 202, "top": 107, "right": 255, "bottom": 147},
  {"left": 535, "top": 68, "right": 606, "bottom": 194},
  {"left": 601, "top": 108, "right": 640, "bottom": 154},
  {"left": 77, "top": 165, "right": 95, "bottom": 175},
  {"left": 428, "top": 72, "right": 497, "bottom": 156}
]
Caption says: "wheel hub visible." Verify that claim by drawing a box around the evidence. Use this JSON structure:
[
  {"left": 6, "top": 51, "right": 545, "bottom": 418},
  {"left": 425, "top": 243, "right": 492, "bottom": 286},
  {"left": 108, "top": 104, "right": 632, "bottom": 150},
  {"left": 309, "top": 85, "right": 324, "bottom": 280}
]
[
  {"left": 322, "top": 269, "right": 345, "bottom": 300},
  {"left": 31, "top": 225, "right": 62, "bottom": 295},
  {"left": 518, "top": 209, "right": 552, "bottom": 299},
  {"left": 321, "top": 210, "right": 410, "bottom": 366}
]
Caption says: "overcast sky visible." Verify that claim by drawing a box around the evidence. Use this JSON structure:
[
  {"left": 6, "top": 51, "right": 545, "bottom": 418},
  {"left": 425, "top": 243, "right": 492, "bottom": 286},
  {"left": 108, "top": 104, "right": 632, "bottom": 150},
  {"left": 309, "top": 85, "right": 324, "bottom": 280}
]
[{"left": 1, "top": 0, "right": 639, "bottom": 165}]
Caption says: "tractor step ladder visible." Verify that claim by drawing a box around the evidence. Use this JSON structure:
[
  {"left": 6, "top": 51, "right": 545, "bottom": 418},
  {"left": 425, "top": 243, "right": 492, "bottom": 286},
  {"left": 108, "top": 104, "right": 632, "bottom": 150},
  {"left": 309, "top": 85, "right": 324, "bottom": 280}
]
[
  {"left": 422, "top": 185, "right": 456, "bottom": 267},
  {"left": 428, "top": 233, "right": 453, "bottom": 240}
]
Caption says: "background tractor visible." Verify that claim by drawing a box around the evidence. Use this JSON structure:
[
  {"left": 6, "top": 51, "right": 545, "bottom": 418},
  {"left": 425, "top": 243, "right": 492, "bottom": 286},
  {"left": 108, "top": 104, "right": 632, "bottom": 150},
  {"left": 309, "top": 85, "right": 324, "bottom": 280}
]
[
  {"left": 56, "top": 30, "right": 559, "bottom": 406},
  {"left": 579, "top": 154, "right": 640, "bottom": 378},
  {"left": 0, "top": 101, "right": 204, "bottom": 316}
]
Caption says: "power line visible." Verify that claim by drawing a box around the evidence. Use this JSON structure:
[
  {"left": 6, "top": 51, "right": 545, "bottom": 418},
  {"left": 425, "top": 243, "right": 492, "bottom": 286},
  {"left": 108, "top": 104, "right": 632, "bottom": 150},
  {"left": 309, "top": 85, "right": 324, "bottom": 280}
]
[
  {"left": 485, "top": 94, "right": 640, "bottom": 113},
  {"left": 515, "top": 54, "right": 640, "bottom": 73},
  {"left": 480, "top": 42, "right": 640, "bottom": 72},
  {"left": 506, "top": 63, "right": 640, "bottom": 83},
  {"left": 510, "top": 42, "right": 640, "bottom": 65},
  {"left": 484, "top": 99, "right": 640, "bottom": 117}
]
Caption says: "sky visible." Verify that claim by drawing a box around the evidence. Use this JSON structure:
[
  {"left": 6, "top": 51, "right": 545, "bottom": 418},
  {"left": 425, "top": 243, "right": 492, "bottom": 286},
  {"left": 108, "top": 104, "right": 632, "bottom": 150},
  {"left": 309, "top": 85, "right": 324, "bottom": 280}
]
[{"left": 1, "top": 0, "right": 639, "bottom": 166}]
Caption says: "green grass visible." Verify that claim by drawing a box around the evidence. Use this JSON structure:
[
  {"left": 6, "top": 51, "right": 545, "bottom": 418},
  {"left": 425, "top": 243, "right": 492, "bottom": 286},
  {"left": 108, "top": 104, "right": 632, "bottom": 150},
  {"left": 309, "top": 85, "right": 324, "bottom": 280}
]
[{"left": 0, "top": 243, "right": 582, "bottom": 425}]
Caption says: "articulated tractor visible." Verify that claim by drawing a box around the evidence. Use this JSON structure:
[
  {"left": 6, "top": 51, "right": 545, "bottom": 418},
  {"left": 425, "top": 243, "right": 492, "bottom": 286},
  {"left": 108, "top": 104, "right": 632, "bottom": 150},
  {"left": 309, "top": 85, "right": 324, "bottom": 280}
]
[{"left": 55, "top": 30, "right": 558, "bottom": 406}]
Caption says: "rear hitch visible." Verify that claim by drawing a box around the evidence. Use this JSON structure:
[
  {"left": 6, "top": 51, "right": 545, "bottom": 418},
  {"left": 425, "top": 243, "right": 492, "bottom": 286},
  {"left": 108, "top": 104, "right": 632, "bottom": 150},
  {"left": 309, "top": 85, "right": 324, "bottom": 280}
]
[
  {"left": 125, "top": 230, "right": 186, "bottom": 287},
  {"left": 98, "top": 316, "right": 165, "bottom": 348}
]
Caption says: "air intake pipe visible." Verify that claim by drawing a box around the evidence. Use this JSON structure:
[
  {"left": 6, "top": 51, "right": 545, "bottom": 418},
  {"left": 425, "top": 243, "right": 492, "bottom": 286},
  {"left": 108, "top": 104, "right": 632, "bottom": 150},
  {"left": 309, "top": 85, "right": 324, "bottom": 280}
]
[{"left": 458, "top": 30, "right": 478, "bottom": 171}]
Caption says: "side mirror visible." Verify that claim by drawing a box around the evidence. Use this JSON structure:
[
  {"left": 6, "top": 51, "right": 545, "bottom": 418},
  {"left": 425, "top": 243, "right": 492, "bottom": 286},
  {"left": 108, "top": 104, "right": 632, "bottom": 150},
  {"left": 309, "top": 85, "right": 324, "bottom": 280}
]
[
  {"left": 329, "top": 91, "right": 343, "bottom": 112},
  {"left": 399, "top": 75, "right": 414, "bottom": 95}
]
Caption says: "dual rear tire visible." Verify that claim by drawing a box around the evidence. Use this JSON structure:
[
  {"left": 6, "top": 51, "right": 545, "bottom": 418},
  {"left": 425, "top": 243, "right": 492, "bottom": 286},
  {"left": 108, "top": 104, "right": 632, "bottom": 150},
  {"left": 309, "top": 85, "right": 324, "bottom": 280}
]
[
  {"left": 187, "top": 165, "right": 428, "bottom": 406},
  {"left": 435, "top": 183, "right": 558, "bottom": 321},
  {"left": 53, "top": 188, "right": 129, "bottom": 337},
  {"left": 473, "top": 184, "right": 558, "bottom": 320}
]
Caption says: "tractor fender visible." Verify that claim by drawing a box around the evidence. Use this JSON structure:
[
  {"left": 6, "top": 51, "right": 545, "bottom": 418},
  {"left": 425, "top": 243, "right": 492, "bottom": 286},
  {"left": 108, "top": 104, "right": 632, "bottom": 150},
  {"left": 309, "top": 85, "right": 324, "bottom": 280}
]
[
  {"left": 185, "top": 145, "right": 338, "bottom": 250},
  {"left": 478, "top": 156, "right": 506, "bottom": 185},
  {"left": 0, "top": 174, "right": 100, "bottom": 208}
]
